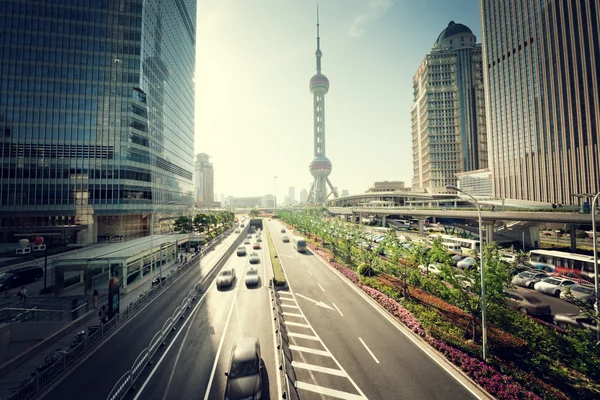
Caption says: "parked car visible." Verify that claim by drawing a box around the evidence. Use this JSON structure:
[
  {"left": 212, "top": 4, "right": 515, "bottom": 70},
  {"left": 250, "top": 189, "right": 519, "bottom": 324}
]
[
  {"left": 418, "top": 264, "right": 442, "bottom": 275},
  {"left": 534, "top": 277, "right": 576, "bottom": 297},
  {"left": 216, "top": 268, "right": 236, "bottom": 289},
  {"left": 282, "top": 235, "right": 290, "bottom": 243},
  {"left": 253, "top": 242, "right": 261, "bottom": 250},
  {"left": 224, "top": 338, "right": 263, "bottom": 400},
  {"left": 457, "top": 257, "right": 476, "bottom": 270},
  {"left": 503, "top": 289, "right": 551, "bottom": 316},
  {"left": 511, "top": 271, "right": 548, "bottom": 289},
  {"left": 554, "top": 313, "right": 599, "bottom": 333},
  {"left": 236, "top": 246, "right": 247, "bottom": 256},
  {"left": 245, "top": 267, "right": 260, "bottom": 287},
  {"left": 560, "top": 284, "right": 596, "bottom": 304},
  {"left": 451, "top": 254, "right": 467, "bottom": 265},
  {"left": 455, "top": 275, "right": 475, "bottom": 290},
  {"left": 249, "top": 252, "right": 260, "bottom": 264}
]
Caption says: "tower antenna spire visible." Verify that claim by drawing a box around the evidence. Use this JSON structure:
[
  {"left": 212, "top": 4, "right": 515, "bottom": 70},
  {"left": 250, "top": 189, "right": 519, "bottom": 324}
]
[{"left": 316, "top": 4, "right": 322, "bottom": 74}]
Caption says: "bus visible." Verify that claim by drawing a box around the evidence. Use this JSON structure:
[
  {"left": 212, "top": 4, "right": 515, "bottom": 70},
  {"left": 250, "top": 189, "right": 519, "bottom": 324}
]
[
  {"left": 528, "top": 249, "right": 597, "bottom": 283},
  {"left": 441, "top": 242, "right": 463, "bottom": 254},
  {"left": 428, "top": 234, "right": 480, "bottom": 254},
  {"left": 292, "top": 236, "right": 307, "bottom": 253}
]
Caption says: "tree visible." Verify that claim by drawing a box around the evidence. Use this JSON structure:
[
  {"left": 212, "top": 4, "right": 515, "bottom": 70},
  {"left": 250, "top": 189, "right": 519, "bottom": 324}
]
[
  {"left": 173, "top": 216, "right": 193, "bottom": 233},
  {"left": 248, "top": 208, "right": 259, "bottom": 218},
  {"left": 193, "top": 213, "right": 210, "bottom": 233}
]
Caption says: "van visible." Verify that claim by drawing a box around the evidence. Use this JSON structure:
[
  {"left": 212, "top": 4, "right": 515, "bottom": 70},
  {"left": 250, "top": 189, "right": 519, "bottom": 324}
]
[{"left": 292, "top": 236, "right": 307, "bottom": 253}]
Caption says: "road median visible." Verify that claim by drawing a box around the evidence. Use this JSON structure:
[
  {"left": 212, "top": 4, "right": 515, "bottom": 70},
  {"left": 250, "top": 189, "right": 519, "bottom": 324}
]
[{"left": 264, "top": 223, "right": 286, "bottom": 287}]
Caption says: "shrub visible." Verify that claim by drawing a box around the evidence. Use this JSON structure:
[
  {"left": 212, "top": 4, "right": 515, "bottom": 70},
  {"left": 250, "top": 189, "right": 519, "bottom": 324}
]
[{"left": 357, "top": 262, "right": 378, "bottom": 277}]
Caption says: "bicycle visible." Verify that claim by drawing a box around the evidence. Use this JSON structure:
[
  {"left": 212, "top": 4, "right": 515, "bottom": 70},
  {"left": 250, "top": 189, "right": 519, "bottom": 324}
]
[{"left": 44, "top": 347, "right": 70, "bottom": 365}]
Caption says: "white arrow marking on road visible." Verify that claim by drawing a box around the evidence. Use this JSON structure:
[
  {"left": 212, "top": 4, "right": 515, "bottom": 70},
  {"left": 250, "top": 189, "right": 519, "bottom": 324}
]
[{"left": 295, "top": 293, "right": 334, "bottom": 310}]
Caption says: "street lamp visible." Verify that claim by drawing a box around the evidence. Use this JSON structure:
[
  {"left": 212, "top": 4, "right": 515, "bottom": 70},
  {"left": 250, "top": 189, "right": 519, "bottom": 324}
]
[{"left": 446, "top": 184, "right": 488, "bottom": 362}]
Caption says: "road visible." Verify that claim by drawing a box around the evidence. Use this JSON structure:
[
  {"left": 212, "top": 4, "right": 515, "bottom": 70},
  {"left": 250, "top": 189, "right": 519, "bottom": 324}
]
[
  {"left": 268, "top": 220, "right": 484, "bottom": 400},
  {"left": 36, "top": 229, "right": 269, "bottom": 400},
  {"left": 511, "top": 286, "right": 580, "bottom": 315}
]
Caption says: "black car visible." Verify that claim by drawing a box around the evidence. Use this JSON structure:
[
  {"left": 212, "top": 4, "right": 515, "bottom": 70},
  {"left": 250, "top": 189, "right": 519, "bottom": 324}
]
[
  {"left": 225, "top": 338, "right": 263, "bottom": 400},
  {"left": 0, "top": 267, "right": 43, "bottom": 291}
]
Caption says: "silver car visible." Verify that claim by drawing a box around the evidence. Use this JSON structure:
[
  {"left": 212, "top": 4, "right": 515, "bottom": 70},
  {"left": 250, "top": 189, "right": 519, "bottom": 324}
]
[
  {"left": 216, "top": 268, "right": 236, "bottom": 289},
  {"left": 245, "top": 267, "right": 259, "bottom": 287},
  {"left": 248, "top": 252, "right": 260, "bottom": 265},
  {"left": 225, "top": 338, "right": 263, "bottom": 400},
  {"left": 554, "top": 313, "right": 599, "bottom": 333},
  {"left": 511, "top": 271, "right": 548, "bottom": 289},
  {"left": 560, "top": 284, "right": 596, "bottom": 304},
  {"left": 236, "top": 246, "right": 247, "bottom": 257},
  {"left": 533, "top": 277, "right": 576, "bottom": 297}
]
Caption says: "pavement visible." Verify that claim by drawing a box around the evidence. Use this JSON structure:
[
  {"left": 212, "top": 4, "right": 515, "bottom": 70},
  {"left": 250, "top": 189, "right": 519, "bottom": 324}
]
[
  {"left": 0, "top": 231, "right": 240, "bottom": 399},
  {"left": 268, "top": 220, "right": 485, "bottom": 400}
]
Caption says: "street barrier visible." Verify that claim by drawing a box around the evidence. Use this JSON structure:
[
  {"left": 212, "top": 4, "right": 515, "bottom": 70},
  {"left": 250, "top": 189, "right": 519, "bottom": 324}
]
[{"left": 2, "top": 227, "right": 236, "bottom": 400}]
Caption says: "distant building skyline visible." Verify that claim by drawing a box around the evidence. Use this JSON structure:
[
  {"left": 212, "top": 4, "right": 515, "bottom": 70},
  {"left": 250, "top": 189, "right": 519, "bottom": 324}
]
[
  {"left": 194, "top": 153, "right": 214, "bottom": 206},
  {"left": 412, "top": 21, "right": 487, "bottom": 194},
  {"left": 481, "top": 0, "right": 600, "bottom": 204}
]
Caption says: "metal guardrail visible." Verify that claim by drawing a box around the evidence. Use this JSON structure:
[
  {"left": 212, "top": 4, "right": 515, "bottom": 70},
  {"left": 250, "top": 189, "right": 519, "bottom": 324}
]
[
  {"left": 2, "top": 228, "right": 234, "bottom": 400},
  {"left": 0, "top": 307, "right": 68, "bottom": 325}
]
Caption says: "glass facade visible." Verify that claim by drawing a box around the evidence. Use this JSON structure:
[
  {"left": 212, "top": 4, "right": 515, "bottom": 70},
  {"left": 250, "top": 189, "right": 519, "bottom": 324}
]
[
  {"left": 412, "top": 22, "right": 488, "bottom": 194},
  {"left": 481, "top": 0, "right": 600, "bottom": 203},
  {"left": 0, "top": 0, "right": 195, "bottom": 244}
]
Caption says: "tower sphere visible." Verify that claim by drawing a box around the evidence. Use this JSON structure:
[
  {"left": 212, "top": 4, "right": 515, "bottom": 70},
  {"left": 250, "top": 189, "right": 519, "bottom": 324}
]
[
  {"left": 309, "top": 155, "right": 332, "bottom": 178},
  {"left": 309, "top": 73, "right": 329, "bottom": 93}
]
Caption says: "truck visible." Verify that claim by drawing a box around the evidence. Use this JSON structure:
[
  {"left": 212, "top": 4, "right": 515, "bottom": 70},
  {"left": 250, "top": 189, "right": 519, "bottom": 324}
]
[{"left": 249, "top": 219, "right": 263, "bottom": 234}]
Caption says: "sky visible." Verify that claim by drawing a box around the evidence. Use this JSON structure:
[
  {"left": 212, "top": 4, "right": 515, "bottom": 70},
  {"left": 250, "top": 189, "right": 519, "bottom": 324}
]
[{"left": 194, "top": 0, "right": 481, "bottom": 201}]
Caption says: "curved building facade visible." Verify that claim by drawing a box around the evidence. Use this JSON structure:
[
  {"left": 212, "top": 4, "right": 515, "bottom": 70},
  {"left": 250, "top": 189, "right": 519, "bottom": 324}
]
[{"left": 0, "top": 0, "right": 196, "bottom": 244}]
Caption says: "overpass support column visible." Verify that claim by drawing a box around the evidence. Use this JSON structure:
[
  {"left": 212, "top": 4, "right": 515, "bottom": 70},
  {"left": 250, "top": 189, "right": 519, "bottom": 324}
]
[
  {"left": 418, "top": 219, "right": 425, "bottom": 235},
  {"left": 382, "top": 215, "right": 387, "bottom": 228},
  {"left": 484, "top": 222, "right": 495, "bottom": 245},
  {"left": 568, "top": 224, "right": 577, "bottom": 251}
]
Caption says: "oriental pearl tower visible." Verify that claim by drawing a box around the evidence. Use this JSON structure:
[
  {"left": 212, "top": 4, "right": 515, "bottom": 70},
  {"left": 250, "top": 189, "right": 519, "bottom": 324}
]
[{"left": 307, "top": 8, "right": 338, "bottom": 204}]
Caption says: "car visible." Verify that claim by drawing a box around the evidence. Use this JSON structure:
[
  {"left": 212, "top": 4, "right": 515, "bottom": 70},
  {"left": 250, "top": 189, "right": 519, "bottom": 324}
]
[
  {"left": 418, "top": 264, "right": 442, "bottom": 275},
  {"left": 560, "top": 284, "right": 596, "bottom": 304},
  {"left": 249, "top": 252, "right": 260, "bottom": 264},
  {"left": 457, "top": 257, "right": 476, "bottom": 269},
  {"left": 282, "top": 235, "right": 290, "bottom": 243},
  {"left": 236, "top": 246, "right": 247, "bottom": 256},
  {"left": 224, "top": 338, "right": 263, "bottom": 400},
  {"left": 511, "top": 271, "right": 548, "bottom": 289},
  {"left": 281, "top": 228, "right": 286, "bottom": 233},
  {"left": 245, "top": 267, "right": 260, "bottom": 286},
  {"left": 216, "top": 268, "right": 236, "bottom": 289},
  {"left": 246, "top": 234, "right": 252, "bottom": 239},
  {"left": 455, "top": 274, "right": 475, "bottom": 290},
  {"left": 553, "top": 313, "right": 599, "bottom": 333},
  {"left": 0, "top": 267, "right": 43, "bottom": 291},
  {"left": 240, "top": 224, "right": 245, "bottom": 228},
  {"left": 533, "top": 277, "right": 576, "bottom": 297},
  {"left": 452, "top": 254, "right": 467, "bottom": 264},
  {"left": 244, "top": 239, "right": 251, "bottom": 245},
  {"left": 235, "top": 229, "right": 241, "bottom": 233},
  {"left": 256, "top": 237, "right": 262, "bottom": 242},
  {"left": 253, "top": 242, "right": 261, "bottom": 250},
  {"left": 503, "top": 289, "right": 551, "bottom": 316}
]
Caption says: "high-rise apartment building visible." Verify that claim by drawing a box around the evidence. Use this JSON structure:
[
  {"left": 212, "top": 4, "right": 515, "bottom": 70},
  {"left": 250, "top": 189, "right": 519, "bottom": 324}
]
[
  {"left": 194, "top": 153, "right": 214, "bottom": 206},
  {"left": 0, "top": 0, "right": 196, "bottom": 244},
  {"left": 412, "top": 21, "right": 487, "bottom": 194},
  {"left": 480, "top": 1, "right": 600, "bottom": 204}
]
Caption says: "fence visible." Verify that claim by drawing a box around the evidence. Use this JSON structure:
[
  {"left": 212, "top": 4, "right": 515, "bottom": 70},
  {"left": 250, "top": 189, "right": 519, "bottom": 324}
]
[{"left": 2, "top": 227, "right": 234, "bottom": 400}]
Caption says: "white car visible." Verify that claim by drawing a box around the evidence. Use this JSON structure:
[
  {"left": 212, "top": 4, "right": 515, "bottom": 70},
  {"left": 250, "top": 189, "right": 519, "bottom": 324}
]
[
  {"left": 511, "top": 271, "right": 548, "bottom": 289},
  {"left": 418, "top": 264, "right": 442, "bottom": 275},
  {"left": 245, "top": 267, "right": 260, "bottom": 286},
  {"left": 455, "top": 275, "right": 475, "bottom": 290},
  {"left": 457, "top": 257, "right": 476, "bottom": 269},
  {"left": 533, "top": 277, "right": 576, "bottom": 297}
]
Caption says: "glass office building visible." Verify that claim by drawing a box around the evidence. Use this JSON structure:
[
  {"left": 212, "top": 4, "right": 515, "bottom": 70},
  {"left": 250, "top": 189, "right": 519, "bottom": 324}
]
[
  {"left": 480, "top": 0, "right": 600, "bottom": 204},
  {"left": 0, "top": 0, "right": 196, "bottom": 245}
]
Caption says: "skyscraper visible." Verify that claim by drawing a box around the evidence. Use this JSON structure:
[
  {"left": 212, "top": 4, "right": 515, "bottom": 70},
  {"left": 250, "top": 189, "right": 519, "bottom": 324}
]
[
  {"left": 299, "top": 189, "right": 308, "bottom": 204},
  {"left": 288, "top": 186, "right": 296, "bottom": 205},
  {"left": 0, "top": 0, "right": 196, "bottom": 244},
  {"left": 411, "top": 21, "right": 487, "bottom": 194},
  {"left": 307, "top": 9, "right": 338, "bottom": 204},
  {"left": 480, "top": 1, "right": 600, "bottom": 204},
  {"left": 194, "top": 153, "right": 214, "bottom": 206}
]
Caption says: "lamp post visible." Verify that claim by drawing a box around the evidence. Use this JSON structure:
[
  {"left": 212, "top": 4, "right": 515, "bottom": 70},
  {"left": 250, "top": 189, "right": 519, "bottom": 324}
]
[{"left": 447, "top": 185, "right": 487, "bottom": 362}]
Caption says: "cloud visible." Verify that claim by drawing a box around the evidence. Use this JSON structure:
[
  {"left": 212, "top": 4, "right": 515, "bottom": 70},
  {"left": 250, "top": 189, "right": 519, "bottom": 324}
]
[{"left": 348, "top": 0, "right": 394, "bottom": 37}]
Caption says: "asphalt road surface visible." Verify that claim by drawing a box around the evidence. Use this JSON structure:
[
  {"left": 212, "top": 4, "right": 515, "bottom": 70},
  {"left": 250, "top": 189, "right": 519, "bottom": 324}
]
[{"left": 268, "top": 220, "right": 484, "bottom": 400}]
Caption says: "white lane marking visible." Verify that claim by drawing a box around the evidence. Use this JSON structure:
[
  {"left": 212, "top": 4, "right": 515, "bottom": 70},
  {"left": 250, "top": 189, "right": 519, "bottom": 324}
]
[
  {"left": 281, "top": 303, "right": 299, "bottom": 309},
  {"left": 295, "top": 381, "right": 364, "bottom": 400},
  {"left": 307, "top": 269, "right": 313, "bottom": 276},
  {"left": 288, "top": 332, "right": 320, "bottom": 341},
  {"left": 317, "top": 282, "right": 325, "bottom": 292},
  {"left": 278, "top": 291, "right": 294, "bottom": 298},
  {"left": 310, "top": 250, "right": 484, "bottom": 400},
  {"left": 280, "top": 297, "right": 295, "bottom": 302},
  {"left": 292, "top": 361, "right": 347, "bottom": 377},
  {"left": 332, "top": 302, "right": 344, "bottom": 317},
  {"left": 285, "top": 321, "right": 311, "bottom": 328},
  {"left": 289, "top": 345, "right": 330, "bottom": 357},
  {"left": 358, "top": 337, "right": 380, "bottom": 364},
  {"left": 283, "top": 311, "right": 304, "bottom": 318},
  {"left": 300, "top": 260, "right": 305, "bottom": 265},
  {"left": 202, "top": 279, "right": 242, "bottom": 400},
  {"left": 295, "top": 293, "right": 334, "bottom": 310}
]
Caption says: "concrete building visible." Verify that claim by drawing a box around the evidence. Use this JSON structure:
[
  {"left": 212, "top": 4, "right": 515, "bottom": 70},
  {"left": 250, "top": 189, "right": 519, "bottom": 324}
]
[
  {"left": 288, "top": 186, "right": 296, "bottom": 205},
  {"left": 411, "top": 21, "right": 487, "bottom": 194},
  {"left": 0, "top": 0, "right": 196, "bottom": 245},
  {"left": 299, "top": 189, "right": 309, "bottom": 204},
  {"left": 366, "top": 181, "right": 406, "bottom": 193},
  {"left": 455, "top": 169, "right": 493, "bottom": 197},
  {"left": 230, "top": 195, "right": 275, "bottom": 209},
  {"left": 341, "top": 189, "right": 350, "bottom": 197},
  {"left": 480, "top": 1, "right": 600, "bottom": 204},
  {"left": 194, "top": 153, "right": 214, "bottom": 207}
]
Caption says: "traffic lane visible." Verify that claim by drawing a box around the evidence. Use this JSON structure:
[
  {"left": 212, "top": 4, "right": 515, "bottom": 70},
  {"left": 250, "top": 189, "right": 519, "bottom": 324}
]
[
  {"left": 511, "top": 286, "right": 580, "bottom": 315},
  {"left": 128, "top": 252, "right": 248, "bottom": 400},
  {"left": 40, "top": 232, "right": 240, "bottom": 400}
]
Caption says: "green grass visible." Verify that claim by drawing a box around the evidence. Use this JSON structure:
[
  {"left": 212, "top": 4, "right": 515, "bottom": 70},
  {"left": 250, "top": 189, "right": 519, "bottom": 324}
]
[{"left": 265, "top": 224, "right": 286, "bottom": 286}]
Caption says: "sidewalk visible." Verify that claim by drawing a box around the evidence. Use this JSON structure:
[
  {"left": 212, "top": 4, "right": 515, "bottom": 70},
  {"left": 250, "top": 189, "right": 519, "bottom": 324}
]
[{"left": 0, "top": 229, "right": 238, "bottom": 398}]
